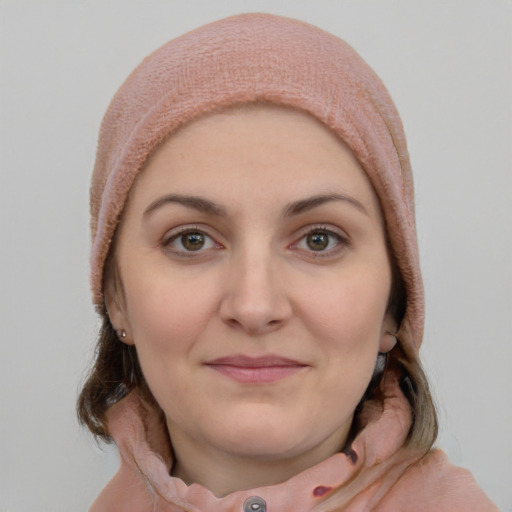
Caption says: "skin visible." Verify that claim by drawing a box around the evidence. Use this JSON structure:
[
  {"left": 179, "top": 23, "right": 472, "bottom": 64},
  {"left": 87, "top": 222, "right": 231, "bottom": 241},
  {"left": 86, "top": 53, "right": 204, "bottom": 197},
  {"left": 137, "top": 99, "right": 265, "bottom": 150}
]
[{"left": 106, "top": 105, "right": 396, "bottom": 497}]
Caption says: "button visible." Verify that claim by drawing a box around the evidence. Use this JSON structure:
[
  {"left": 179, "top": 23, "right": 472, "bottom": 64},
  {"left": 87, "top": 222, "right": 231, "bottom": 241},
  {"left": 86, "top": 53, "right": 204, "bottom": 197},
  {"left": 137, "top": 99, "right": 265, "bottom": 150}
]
[{"left": 243, "top": 496, "right": 267, "bottom": 512}]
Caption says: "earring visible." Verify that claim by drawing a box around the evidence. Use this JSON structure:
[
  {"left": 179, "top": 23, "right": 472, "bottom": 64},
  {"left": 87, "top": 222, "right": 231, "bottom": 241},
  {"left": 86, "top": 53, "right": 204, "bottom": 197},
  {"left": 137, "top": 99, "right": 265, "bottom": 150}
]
[
  {"left": 122, "top": 344, "right": 136, "bottom": 386},
  {"left": 116, "top": 329, "right": 127, "bottom": 340}
]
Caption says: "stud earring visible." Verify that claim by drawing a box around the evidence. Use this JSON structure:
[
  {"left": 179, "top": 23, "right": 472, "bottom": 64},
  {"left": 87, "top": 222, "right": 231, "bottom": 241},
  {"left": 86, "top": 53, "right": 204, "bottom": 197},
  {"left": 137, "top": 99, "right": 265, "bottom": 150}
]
[{"left": 116, "top": 329, "right": 127, "bottom": 340}]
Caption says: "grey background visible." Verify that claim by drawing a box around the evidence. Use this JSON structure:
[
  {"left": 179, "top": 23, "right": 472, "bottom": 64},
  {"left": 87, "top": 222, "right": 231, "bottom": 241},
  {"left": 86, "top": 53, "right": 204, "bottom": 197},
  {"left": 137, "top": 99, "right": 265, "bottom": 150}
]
[{"left": 1, "top": 1, "right": 511, "bottom": 510}]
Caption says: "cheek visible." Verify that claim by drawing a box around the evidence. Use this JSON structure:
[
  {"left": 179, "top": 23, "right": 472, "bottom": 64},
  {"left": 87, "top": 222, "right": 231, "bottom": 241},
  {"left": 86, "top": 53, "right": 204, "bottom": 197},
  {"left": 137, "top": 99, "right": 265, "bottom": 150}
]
[
  {"left": 306, "top": 276, "right": 389, "bottom": 407},
  {"left": 298, "top": 265, "right": 391, "bottom": 400},
  {"left": 303, "top": 272, "right": 390, "bottom": 351},
  {"left": 122, "top": 271, "right": 221, "bottom": 411},
  {"left": 123, "top": 269, "right": 220, "bottom": 357}
]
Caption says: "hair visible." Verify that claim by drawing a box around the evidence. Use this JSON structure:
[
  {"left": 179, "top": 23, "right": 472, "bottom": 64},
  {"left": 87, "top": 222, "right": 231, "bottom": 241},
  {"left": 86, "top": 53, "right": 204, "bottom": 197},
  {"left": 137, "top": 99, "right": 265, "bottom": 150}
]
[{"left": 77, "top": 245, "right": 438, "bottom": 451}]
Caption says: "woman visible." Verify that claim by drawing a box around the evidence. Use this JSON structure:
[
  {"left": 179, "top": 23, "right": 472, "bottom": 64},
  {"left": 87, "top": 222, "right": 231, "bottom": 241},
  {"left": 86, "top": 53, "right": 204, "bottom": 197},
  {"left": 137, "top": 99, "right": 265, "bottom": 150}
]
[{"left": 78, "top": 13, "right": 498, "bottom": 511}]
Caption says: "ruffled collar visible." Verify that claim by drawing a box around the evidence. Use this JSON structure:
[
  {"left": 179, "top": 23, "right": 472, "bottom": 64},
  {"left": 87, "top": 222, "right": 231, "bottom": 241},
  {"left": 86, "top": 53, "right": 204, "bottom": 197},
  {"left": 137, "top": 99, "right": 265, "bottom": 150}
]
[{"left": 105, "top": 368, "right": 424, "bottom": 511}]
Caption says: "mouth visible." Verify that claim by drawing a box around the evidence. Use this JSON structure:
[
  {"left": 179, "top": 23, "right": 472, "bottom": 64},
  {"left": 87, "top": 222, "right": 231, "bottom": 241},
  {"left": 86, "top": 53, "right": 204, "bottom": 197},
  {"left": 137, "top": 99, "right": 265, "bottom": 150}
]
[{"left": 204, "top": 355, "right": 309, "bottom": 384}]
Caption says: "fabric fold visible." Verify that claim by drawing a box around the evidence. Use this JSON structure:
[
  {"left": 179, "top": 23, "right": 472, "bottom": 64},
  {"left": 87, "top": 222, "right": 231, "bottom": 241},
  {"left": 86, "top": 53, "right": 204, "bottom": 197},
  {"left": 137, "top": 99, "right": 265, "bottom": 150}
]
[{"left": 91, "top": 368, "right": 498, "bottom": 511}]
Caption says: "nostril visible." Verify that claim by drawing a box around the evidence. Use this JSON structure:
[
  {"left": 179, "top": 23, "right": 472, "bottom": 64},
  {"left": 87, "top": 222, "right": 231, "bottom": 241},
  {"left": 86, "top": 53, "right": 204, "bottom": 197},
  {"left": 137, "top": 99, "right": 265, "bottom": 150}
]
[
  {"left": 223, "top": 315, "right": 284, "bottom": 335},
  {"left": 219, "top": 280, "right": 292, "bottom": 334},
  {"left": 226, "top": 318, "right": 243, "bottom": 329}
]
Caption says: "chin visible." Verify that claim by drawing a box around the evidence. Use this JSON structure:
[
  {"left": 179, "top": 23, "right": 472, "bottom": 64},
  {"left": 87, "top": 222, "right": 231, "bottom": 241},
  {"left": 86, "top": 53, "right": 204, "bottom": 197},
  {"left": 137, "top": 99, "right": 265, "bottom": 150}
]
[
  {"left": 205, "top": 409, "right": 329, "bottom": 461},
  {"left": 218, "top": 431, "right": 307, "bottom": 460}
]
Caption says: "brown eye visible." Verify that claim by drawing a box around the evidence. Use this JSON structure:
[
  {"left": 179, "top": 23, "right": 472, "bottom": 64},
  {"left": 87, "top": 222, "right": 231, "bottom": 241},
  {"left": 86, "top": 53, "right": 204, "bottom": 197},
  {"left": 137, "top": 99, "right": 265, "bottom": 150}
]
[
  {"left": 295, "top": 228, "right": 345, "bottom": 255},
  {"left": 165, "top": 229, "right": 218, "bottom": 254},
  {"left": 306, "top": 232, "right": 329, "bottom": 251},
  {"left": 181, "top": 232, "right": 205, "bottom": 251}
]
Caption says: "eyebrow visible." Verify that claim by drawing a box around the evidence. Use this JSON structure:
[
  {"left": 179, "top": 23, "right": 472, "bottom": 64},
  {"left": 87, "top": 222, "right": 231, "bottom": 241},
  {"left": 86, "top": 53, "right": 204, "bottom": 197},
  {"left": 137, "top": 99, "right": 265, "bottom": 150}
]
[
  {"left": 143, "top": 192, "right": 368, "bottom": 218},
  {"left": 144, "top": 194, "right": 227, "bottom": 217},
  {"left": 283, "top": 193, "right": 369, "bottom": 217}
]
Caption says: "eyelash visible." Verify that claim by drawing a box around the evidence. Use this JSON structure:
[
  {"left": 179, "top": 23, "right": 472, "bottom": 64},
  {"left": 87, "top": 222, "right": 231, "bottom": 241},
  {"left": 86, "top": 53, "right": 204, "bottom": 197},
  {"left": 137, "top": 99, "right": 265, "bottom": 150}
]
[
  {"left": 291, "top": 226, "right": 348, "bottom": 258},
  {"left": 161, "top": 225, "right": 348, "bottom": 258},
  {"left": 162, "top": 226, "right": 222, "bottom": 257}
]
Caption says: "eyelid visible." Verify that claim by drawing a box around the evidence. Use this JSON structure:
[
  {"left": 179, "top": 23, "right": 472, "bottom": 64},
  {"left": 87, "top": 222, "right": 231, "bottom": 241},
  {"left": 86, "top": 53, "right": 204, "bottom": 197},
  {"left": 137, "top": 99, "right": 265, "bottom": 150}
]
[
  {"left": 161, "top": 224, "right": 223, "bottom": 256},
  {"left": 290, "top": 224, "right": 349, "bottom": 257}
]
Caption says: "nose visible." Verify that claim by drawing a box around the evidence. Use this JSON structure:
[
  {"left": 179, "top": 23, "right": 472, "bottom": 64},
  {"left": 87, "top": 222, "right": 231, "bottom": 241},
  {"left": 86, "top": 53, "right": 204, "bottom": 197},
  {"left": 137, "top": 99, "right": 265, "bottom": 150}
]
[{"left": 219, "top": 246, "right": 292, "bottom": 335}]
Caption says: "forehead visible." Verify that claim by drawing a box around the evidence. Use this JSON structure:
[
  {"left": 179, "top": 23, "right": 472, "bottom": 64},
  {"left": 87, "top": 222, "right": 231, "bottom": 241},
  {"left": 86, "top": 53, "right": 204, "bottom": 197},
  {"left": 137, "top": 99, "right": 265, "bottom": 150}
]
[{"left": 126, "top": 104, "right": 382, "bottom": 219}]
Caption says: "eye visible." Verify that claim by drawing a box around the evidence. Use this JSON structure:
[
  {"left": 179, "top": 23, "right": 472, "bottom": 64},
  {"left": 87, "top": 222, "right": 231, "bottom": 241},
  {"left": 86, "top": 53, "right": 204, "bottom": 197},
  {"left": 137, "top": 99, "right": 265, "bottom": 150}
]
[
  {"left": 294, "top": 228, "right": 346, "bottom": 254},
  {"left": 164, "top": 229, "right": 219, "bottom": 254}
]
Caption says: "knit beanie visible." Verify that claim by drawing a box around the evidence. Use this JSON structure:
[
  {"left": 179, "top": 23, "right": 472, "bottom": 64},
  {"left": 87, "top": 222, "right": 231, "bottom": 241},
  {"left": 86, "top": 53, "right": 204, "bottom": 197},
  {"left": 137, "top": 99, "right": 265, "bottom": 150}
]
[{"left": 90, "top": 13, "right": 424, "bottom": 356}]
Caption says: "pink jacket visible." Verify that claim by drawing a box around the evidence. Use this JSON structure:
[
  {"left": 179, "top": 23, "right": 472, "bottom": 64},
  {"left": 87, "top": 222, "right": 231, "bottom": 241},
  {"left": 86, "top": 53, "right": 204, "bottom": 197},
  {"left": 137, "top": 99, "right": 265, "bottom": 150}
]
[{"left": 90, "top": 370, "right": 497, "bottom": 511}]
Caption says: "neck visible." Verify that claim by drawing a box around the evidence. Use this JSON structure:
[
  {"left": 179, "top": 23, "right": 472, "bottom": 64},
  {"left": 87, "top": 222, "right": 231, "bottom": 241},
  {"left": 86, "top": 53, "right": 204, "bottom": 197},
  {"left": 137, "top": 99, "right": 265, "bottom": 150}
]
[{"left": 170, "top": 427, "right": 348, "bottom": 498}]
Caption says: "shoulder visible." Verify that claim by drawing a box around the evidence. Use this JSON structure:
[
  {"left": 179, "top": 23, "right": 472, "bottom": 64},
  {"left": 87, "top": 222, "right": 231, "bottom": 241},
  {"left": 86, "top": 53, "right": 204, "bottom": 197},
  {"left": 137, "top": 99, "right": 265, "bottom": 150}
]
[
  {"left": 89, "top": 463, "right": 154, "bottom": 512},
  {"left": 377, "top": 449, "right": 499, "bottom": 512}
]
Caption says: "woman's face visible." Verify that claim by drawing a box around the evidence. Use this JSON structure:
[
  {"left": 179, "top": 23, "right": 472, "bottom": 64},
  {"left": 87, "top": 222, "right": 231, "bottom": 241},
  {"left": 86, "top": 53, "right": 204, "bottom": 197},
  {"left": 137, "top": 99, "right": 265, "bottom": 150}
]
[{"left": 107, "top": 105, "right": 395, "bottom": 468}]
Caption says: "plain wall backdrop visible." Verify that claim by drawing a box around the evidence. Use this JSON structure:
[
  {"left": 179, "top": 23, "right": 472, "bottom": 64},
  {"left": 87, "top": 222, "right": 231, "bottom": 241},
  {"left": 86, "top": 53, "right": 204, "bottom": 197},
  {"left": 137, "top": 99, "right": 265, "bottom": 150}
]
[{"left": 1, "top": 1, "right": 510, "bottom": 510}]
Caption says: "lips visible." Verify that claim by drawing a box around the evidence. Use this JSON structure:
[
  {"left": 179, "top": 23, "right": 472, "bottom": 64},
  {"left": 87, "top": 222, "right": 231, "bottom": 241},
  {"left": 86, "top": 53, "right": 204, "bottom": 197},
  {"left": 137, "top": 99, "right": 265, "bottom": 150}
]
[{"left": 205, "top": 355, "right": 308, "bottom": 384}]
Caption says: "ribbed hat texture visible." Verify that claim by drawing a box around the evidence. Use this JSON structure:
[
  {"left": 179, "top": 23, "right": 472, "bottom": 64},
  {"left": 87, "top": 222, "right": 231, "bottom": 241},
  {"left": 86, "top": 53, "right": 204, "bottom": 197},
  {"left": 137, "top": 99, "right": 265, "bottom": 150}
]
[{"left": 90, "top": 13, "right": 424, "bottom": 353}]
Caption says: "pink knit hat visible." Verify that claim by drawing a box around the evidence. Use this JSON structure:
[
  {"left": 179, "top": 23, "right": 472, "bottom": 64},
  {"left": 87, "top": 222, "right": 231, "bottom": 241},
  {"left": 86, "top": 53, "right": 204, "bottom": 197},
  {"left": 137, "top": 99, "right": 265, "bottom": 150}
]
[{"left": 90, "top": 13, "right": 424, "bottom": 354}]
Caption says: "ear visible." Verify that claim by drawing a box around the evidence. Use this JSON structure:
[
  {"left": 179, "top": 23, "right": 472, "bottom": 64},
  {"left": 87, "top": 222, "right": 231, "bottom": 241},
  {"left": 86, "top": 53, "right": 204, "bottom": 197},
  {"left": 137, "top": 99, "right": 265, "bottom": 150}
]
[
  {"left": 104, "top": 274, "right": 134, "bottom": 346},
  {"left": 379, "top": 313, "right": 398, "bottom": 353}
]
